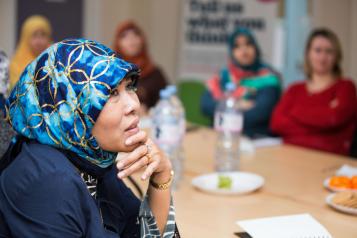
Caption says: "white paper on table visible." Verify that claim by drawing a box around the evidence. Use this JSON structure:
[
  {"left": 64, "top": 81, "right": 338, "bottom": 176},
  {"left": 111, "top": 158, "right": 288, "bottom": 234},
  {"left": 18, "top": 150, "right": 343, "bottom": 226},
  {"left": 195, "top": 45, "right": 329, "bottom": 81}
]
[
  {"left": 336, "top": 164, "right": 357, "bottom": 177},
  {"left": 240, "top": 137, "right": 255, "bottom": 153},
  {"left": 236, "top": 213, "right": 332, "bottom": 238},
  {"left": 252, "top": 137, "right": 282, "bottom": 148}
]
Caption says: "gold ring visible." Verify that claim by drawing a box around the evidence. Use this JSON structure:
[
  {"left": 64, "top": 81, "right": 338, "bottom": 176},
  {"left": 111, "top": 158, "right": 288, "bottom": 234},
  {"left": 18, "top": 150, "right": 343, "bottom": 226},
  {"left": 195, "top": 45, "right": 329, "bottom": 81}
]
[
  {"left": 145, "top": 143, "right": 152, "bottom": 154},
  {"left": 146, "top": 153, "right": 152, "bottom": 164},
  {"left": 145, "top": 143, "right": 153, "bottom": 164}
]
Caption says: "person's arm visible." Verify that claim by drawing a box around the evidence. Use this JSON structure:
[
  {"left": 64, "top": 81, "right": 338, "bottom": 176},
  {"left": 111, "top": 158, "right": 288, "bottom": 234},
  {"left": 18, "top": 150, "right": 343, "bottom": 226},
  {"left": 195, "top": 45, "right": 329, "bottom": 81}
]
[
  {"left": 270, "top": 85, "right": 308, "bottom": 136},
  {"left": 200, "top": 89, "right": 217, "bottom": 118},
  {"left": 289, "top": 81, "right": 357, "bottom": 131},
  {"left": 200, "top": 74, "right": 225, "bottom": 119},
  {"left": 136, "top": 147, "right": 174, "bottom": 236},
  {"left": 243, "top": 86, "right": 280, "bottom": 129},
  {"left": 0, "top": 171, "right": 117, "bottom": 238},
  {"left": 117, "top": 135, "right": 176, "bottom": 237},
  {"left": 138, "top": 168, "right": 176, "bottom": 237},
  {"left": 206, "top": 74, "right": 224, "bottom": 100}
]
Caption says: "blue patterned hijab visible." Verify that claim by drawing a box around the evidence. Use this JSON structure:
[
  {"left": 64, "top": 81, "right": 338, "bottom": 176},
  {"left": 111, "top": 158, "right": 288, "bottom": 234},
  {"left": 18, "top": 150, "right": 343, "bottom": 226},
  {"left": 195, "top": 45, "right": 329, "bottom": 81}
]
[{"left": 5, "top": 38, "right": 139, "bottom": 170}]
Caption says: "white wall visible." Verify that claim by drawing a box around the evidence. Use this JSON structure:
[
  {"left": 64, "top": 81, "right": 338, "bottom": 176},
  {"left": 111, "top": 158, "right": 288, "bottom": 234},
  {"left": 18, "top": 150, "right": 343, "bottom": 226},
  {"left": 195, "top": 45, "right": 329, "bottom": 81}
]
[
  {"left": 348, "top": 0, "right": 357, "bottom": 85},
  {"left": 0, "top": 0, "right": 181, "bottom": 82},
  {"left": 84, "top": 0, "right": 181, "bottom": 83},
  {"left": 310, "top": 0, "right": 357, "bottom": 84},
  {"left": 0, "top": 0, "right": 16, "bottom": 57},
  {"left": 1, "top": 0, "right": 356, "bottom": 84}
]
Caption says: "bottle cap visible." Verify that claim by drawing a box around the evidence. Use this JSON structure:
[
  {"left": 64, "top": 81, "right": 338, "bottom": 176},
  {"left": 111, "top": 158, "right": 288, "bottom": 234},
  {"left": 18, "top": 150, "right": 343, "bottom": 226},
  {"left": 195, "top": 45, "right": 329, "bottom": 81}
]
[
  {"left": 166, "top": 85, "right": 177, "bottom": 95},
  {"left": 159, "top": 89, "right": 171, "bottom": 99},
  {"left": 225, "top": 82, "right": 236, "bottom": 92}
]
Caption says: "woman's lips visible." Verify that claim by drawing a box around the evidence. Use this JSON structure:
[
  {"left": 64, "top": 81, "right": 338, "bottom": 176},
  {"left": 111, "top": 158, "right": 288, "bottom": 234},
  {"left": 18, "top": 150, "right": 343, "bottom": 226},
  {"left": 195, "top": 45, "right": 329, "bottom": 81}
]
[
  {"left": 124, "top": 119, "right": 140, "bottom": 136},
  {"left": 125, "top": 125, "right": 139, "bottom": 136}
]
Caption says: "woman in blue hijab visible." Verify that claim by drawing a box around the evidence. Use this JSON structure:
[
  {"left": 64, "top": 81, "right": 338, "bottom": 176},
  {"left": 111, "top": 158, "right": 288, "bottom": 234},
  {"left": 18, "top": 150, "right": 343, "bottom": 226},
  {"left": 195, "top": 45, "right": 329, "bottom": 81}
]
[
  {"left": 0, "top": 39, "right": 177, "bottom": 237},
  {"left": 201, "top": 27, "right": 281, "bottom": 138}
]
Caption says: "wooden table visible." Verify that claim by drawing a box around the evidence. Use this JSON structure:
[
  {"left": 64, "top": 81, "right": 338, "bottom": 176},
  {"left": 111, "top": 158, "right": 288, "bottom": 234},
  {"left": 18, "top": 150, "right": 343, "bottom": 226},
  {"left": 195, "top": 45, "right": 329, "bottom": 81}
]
[{"left": 169, "top": 128, "right": 357, "bottom": 238}]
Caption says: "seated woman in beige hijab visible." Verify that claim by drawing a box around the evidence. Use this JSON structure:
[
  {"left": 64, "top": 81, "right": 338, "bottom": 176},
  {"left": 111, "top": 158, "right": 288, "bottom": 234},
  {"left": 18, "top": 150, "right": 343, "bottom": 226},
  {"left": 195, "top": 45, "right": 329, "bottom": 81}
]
[{"left": 9, "top": 15, "right": 52, "bottom": 89}]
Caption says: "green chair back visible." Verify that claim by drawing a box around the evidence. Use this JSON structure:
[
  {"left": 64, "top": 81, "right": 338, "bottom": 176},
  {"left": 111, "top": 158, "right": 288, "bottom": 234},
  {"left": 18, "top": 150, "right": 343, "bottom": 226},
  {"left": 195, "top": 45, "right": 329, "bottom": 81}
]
[{"left": 177, "top": 80, "right": 212, "bottom": 127}]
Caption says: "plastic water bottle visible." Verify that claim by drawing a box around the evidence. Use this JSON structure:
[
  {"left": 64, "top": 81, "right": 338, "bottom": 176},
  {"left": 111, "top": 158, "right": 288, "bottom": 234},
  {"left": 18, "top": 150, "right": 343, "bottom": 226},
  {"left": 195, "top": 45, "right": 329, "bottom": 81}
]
[
  {"left": 151, "top": 88, "right": 184, "bottom": 189},
  {"left": 214, "top": 82, "right": 243, "bottom": 172},
  {"left": 166, "top": 85, "right": 186, "bottom": 184},
  {"left": 166, "top": 85, "right": 186, "bottom": 142}
]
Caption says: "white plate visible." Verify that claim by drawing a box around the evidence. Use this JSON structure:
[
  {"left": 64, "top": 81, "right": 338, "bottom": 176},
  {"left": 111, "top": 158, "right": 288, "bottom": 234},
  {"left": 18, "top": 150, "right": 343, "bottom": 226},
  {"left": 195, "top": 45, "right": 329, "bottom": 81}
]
[
  {"left": 191, "top": 171, "right": 264, "bottom": 195},
  {"left": 326, "top": 193, "right": 357, "bottom": 215},
  {"left": 323, "top": 177, "right": 357, "bottom": 192}
]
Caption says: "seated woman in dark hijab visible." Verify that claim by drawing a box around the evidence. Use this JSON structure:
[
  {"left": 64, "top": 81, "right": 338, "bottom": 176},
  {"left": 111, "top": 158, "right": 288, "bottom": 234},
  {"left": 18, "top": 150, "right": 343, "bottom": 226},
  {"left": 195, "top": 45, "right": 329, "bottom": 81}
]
[
  {"left": 0, "top": 39, "right": 177, "bottom": 237},
  {"left": 201, "top": 27, "right": 281, "bottom": 138}
]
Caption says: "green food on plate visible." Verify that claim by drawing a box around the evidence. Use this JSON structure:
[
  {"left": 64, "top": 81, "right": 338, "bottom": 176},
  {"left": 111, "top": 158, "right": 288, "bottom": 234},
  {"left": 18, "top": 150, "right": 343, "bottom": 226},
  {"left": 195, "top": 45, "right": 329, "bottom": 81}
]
[{"left": 218, "top": 175, "right": 233, "bottom": 189}]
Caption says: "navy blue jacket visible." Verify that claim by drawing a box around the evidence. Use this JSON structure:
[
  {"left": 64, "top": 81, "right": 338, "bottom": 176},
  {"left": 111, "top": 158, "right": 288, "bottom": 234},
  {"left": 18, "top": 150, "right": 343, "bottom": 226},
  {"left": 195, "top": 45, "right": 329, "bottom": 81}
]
[
  {"left": 201, "top": 86, "right": 280, "bottom": 138},
  {"left": 0, "top": 140, "right": 140, "bottom": 237}
]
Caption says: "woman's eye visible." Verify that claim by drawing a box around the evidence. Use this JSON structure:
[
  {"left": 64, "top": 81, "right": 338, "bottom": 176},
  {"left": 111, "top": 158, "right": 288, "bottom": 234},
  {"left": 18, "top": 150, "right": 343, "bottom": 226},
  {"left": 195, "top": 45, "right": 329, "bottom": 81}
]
[
  {"left": 111, "top": 89, "right": 119, "bottom": 96},
  {"left": 126, "top": 79, "right": 138, "bottom": 92},
  {"left": 126, "top": 84, "right": 137, "bottom": 92},
  {"left": 314, "top": 48, "right": 322, "bottom": 53}
]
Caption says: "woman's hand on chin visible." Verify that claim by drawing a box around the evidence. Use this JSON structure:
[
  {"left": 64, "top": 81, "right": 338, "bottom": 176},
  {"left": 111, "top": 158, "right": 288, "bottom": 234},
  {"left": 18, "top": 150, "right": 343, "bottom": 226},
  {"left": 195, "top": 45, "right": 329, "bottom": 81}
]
[{"left": 116, "top": 132, "right": 172, "bottom": 181}]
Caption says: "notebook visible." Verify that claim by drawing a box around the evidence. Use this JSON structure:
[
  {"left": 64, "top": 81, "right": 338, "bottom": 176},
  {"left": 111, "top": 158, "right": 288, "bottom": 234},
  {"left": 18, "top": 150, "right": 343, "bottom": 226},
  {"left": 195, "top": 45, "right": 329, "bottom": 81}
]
[{"left": 236, "top": 213, "right": 332, "bottom": 238}]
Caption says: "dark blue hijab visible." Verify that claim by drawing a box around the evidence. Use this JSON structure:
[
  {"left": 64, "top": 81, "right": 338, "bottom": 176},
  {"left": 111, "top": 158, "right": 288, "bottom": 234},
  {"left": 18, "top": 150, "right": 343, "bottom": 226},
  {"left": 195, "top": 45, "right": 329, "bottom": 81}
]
[{"left": 228, "top": 27, "right": 264, "bottom": 72}]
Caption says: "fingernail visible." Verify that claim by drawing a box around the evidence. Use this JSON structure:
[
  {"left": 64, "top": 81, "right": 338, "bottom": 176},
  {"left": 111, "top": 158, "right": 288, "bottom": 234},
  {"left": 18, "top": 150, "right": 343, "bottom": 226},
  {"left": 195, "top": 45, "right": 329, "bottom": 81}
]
[
  {"left": 118, "top": 172, "right": 125, "bottom": 179},
  {"left": 141, "top": 175, "right": 146, "bottom": 180},
  {"left": 117, "top": 162, "right": 124, "bottom": 169},
  {"left": 125, "top": 139, "right": 131, "bottom": 145}
]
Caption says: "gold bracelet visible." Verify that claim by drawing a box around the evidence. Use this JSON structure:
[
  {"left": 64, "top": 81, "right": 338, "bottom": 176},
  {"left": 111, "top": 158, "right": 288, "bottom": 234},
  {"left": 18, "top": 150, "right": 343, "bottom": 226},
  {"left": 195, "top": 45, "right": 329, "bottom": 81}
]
[{"left": 149, "top": 170, "right": 174, "bottom": 190}]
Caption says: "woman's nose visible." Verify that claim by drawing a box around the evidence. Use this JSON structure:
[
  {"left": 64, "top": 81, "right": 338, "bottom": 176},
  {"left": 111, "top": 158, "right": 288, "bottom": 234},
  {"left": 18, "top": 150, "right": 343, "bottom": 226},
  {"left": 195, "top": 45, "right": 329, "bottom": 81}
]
[{"left": 123, "top": 92, "right": 140, "bottom": 115}]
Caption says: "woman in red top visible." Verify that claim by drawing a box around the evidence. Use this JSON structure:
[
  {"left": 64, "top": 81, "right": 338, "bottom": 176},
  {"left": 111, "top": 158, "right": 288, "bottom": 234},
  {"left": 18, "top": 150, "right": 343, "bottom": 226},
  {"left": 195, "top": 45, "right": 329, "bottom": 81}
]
[{"left": 271, "top": 28, "right": 357, "bottom": 155}]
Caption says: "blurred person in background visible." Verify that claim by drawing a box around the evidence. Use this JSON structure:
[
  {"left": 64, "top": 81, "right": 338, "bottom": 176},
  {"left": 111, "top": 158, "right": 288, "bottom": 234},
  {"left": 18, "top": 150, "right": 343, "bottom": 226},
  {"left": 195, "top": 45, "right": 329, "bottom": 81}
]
[
  {"left": 0, "top": 50, "right": 10, "bottom": 112},
  {"left": 201, "top": 27, "right": 281, "bottom": 138},
  {"left": 271, "top": 28, "right": 357, "bottom": 156},
  {"left": 0, "top": 50, "right": 15, "bottom": 157},
  {"left": 9, "top": 15, "right": 52, "bottom": 90},
  {"left": 113, "top": 20, "right": 168, "bottom": 114}
]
